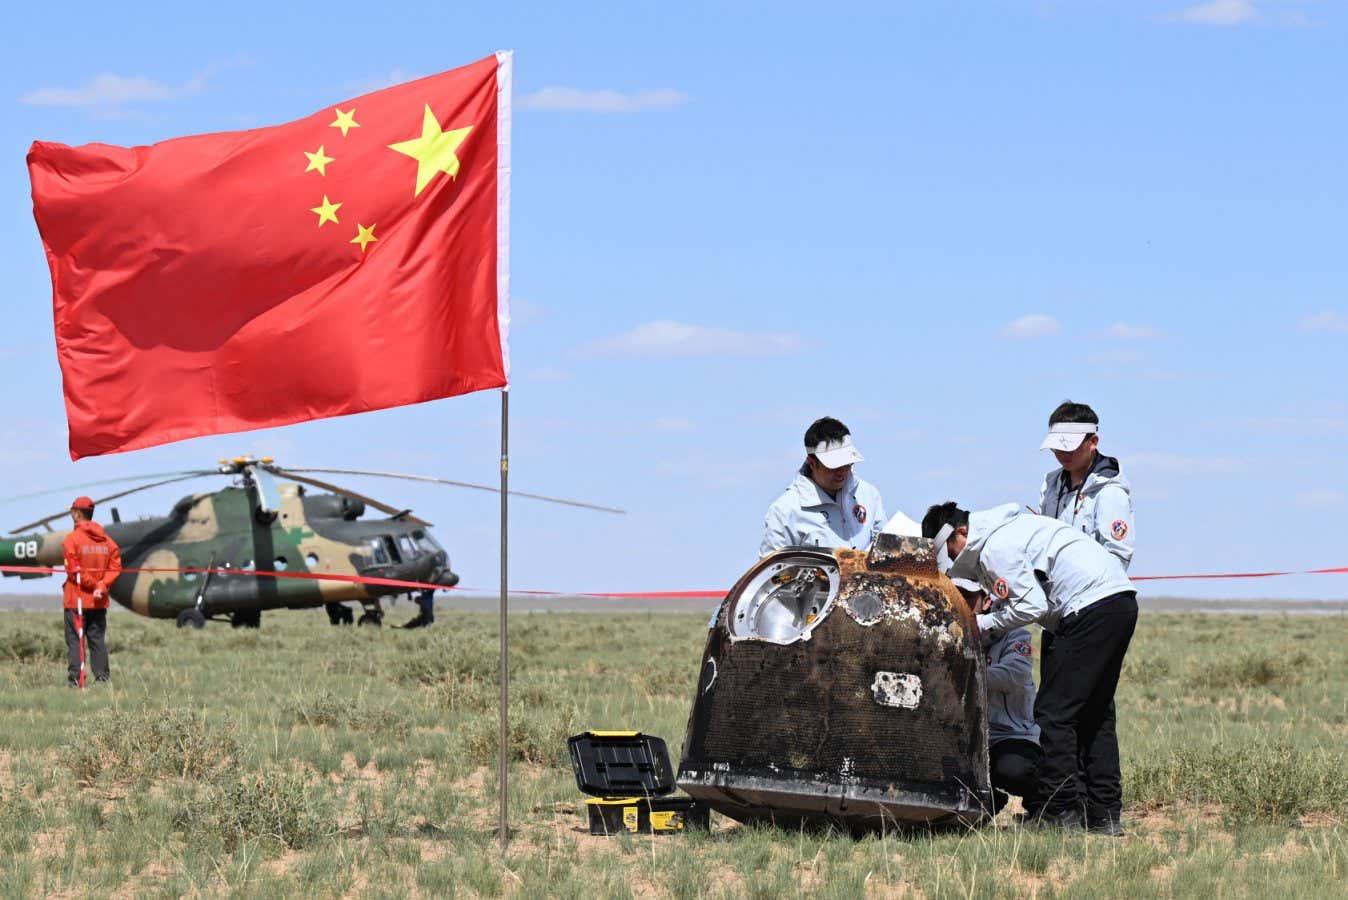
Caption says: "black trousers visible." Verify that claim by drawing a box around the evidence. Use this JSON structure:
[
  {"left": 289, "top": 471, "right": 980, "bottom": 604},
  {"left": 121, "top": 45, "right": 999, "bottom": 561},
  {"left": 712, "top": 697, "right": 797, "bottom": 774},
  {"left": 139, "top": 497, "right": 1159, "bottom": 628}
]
[
  {"left": 64, "top": 608, "right": 110, "bottom": 685},
  {"left": 990, "top": 738, "right": 1041, "bottom": 813},
  {"left": 1031, "top": 592, "right": 1137, "bottom": 821}
]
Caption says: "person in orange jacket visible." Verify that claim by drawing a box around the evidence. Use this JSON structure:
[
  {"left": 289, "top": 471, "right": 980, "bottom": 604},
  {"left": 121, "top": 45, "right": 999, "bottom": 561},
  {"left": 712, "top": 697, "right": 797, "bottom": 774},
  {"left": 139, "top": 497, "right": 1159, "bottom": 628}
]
[{"left": 62, "top": 496, "right": 122, "bottom": 687}]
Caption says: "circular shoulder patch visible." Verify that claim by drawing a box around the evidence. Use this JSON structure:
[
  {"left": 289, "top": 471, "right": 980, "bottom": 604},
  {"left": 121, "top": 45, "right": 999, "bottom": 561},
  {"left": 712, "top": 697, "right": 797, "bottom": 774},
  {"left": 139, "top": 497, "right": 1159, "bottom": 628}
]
[
  {"left": 993, "top": 578, "right": 1010, "bottom": 600},
  {"left": 1111, "top": 519, "right": 1129, "bottom": 540},
  {"left": 853, "top": 504, "right": 867, "bottom": 524}
]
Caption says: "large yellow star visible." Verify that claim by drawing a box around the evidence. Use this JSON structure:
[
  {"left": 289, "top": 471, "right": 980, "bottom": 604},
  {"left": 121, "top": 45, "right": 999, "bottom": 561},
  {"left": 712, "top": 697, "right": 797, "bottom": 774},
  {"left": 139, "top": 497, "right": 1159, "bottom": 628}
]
[
  {"left": 388, "top": 105, "right": 473, "bottom": 197},
  {"left": 330, "top": 108, "right": 359, "bottom": 137},
  {"left": 310, "top": 195, "right": 341, "bottom": 227},
  {"left": 351, "top": 223, "right": 377, "bottom": 253},
  {"left": 303, "top": 145, "right": 334, "bottom": 176}
]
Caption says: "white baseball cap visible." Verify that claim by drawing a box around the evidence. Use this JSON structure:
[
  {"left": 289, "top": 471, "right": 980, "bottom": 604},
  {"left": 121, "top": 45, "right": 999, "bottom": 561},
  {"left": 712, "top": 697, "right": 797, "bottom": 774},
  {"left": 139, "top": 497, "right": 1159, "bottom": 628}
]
[
  {"left": 809, "top": 433, "right": 864, "bottom": 468},
  {"left": 1039, "top": 422, "right": 1097, "bottom": 452}
]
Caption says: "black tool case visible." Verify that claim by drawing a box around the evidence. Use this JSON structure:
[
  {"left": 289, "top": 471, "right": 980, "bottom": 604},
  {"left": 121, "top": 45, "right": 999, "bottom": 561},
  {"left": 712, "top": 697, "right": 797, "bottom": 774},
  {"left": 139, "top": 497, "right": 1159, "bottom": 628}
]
[{"left": 567, "top": 731, "right": 710, "bottom": 835}]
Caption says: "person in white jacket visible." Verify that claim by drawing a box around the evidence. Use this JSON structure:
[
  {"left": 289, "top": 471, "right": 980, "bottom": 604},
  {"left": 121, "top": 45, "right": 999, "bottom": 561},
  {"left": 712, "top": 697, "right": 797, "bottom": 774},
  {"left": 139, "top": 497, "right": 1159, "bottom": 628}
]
[
  {"left": 924, "top": 502, "right": 1137, "bottom": 835},
  {"left": 1037, "top": 401, "right": 1134, "bottom": 569},
  {"left": 761, "top": 417, "right": 919, "bottom": 554}
]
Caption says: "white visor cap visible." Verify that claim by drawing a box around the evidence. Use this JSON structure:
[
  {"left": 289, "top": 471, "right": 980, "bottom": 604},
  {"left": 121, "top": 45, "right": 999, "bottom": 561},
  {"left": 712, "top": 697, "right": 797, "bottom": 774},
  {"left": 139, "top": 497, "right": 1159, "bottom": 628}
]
[
  {"left": 1040, "top": 422, "right": 1097, "bottom": 452},
  {"left": 810, "top": 433, "right": 864, "bottom": 469}
]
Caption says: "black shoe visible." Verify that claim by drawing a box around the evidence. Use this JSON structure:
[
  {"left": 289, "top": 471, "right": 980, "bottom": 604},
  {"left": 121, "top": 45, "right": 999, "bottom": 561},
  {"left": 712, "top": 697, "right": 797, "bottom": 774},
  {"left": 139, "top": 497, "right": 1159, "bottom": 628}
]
[
  {"left": 1086, "top": 814, "right": 1124, "bottom": 837},
  {"left": 1023, "top": 807, "right": 1085, "bottom": 831}
]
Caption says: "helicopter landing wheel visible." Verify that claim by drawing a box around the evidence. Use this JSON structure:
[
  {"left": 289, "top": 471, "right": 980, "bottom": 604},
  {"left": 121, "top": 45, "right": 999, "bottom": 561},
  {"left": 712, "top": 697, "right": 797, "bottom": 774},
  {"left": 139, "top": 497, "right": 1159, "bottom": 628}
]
[
  {"left": 356, "top": 611, "right": 383, "bottom": 627},
  {"left": 231, "top": 610, "right": 261, "bottom": 629},
  {"left": 326, "top": 602, "right": 354, "bottom": 626},
  {"left": 177, "top": 608, "right": 206, "bottom": 630}
]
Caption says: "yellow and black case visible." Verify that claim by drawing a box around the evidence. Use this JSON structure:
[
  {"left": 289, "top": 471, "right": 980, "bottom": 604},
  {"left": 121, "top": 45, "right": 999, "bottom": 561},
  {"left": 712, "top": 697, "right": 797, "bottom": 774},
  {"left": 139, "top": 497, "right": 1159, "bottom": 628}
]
[{"left": 567, "top": 731, "right": 710, "bottom": 835}]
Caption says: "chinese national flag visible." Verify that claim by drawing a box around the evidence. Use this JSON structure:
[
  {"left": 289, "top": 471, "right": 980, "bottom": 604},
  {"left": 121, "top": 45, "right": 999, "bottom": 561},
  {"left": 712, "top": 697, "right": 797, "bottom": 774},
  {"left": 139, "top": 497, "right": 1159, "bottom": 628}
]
[{"left": 28, "top": 52, "right": 511, "bottom": 459}]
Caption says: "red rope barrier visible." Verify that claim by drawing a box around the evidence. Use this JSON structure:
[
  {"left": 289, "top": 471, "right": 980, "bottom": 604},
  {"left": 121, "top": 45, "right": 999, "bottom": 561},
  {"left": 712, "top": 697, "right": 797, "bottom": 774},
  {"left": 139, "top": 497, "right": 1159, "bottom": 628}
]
[{"left": 2, "top": 563, "right": 1346, "bottom": 600}]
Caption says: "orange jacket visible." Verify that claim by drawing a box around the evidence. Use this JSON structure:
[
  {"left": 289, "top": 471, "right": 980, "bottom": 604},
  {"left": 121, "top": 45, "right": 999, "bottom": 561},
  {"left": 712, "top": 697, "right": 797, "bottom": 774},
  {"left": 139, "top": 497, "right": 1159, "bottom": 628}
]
[{"left": 63, "top": 521, "right": 122, "bottom": 610}]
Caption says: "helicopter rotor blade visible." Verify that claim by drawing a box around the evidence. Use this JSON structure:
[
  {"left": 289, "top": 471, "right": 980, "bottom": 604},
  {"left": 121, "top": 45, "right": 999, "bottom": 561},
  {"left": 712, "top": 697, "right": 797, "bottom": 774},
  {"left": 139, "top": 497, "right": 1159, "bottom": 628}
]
[
  {"left": 275, "top": 467, "right": 626, "bottom": 515},
  {"left": 7, "top": 471, "right": 219, "bottom": 535},
  {"left": 262, "top": 468, "right": 432, "bottom": 527},
  {"left": 0, "top": 470, "right": 213, "bottom": 506}
]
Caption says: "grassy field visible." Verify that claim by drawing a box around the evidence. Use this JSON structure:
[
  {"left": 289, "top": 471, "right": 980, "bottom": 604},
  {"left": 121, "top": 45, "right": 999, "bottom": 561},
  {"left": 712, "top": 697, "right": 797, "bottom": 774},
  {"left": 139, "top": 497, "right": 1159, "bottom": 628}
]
[{"left": 0, "top": 608, "right": 1345, "bottom": 898}]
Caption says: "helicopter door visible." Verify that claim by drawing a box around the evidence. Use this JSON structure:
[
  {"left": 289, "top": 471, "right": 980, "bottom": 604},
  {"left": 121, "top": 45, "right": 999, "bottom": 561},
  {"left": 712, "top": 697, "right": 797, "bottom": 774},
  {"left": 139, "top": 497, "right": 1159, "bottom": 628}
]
[{"left": 398, "top": 535, "right": 418, "bottom": 561}]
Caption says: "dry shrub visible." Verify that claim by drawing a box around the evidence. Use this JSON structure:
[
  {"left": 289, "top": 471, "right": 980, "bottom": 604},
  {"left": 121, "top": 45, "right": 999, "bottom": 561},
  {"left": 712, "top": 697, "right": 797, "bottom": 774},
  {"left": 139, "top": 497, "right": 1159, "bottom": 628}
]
[
  {"left": 462, "top": 704, "right": 579, "bottom": 767},
  {"left": 0, "top": 626, "right": 64, "bottom": 663},
  {"left": 284, "top": 689, "right": 410, "bottom": 738},
  {"left": 175, "top": 770, "right": 331, "bottom": 850},
  {"left": 1192, "top": 651, "right": 1309, "bottom": 690},
  {"left": 68, "top": 707, "right": 239, "bottom": 782},
  {"left": 396, "top": 632, "right": 497, "bottom": 686}
]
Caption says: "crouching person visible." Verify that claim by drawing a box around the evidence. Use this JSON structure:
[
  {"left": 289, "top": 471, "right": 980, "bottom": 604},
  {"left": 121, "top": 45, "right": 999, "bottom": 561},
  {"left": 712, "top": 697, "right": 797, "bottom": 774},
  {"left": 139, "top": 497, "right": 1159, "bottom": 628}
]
[
  {"left": 925, "top": 502, "right": 1137, "bottom": 835},
  {"left": 954, "top": 578, "right": 1041, "bottom": 816},
  {"left": 986, "top": 626, "right": 1042, "bottom": 814}
]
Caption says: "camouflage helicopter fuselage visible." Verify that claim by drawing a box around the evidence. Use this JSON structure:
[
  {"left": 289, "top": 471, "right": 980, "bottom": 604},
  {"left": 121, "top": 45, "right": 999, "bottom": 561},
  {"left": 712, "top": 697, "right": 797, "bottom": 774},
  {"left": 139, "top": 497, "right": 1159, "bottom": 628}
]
[{"left": 0, "top": 483, "right": 458, "bottom": 621}]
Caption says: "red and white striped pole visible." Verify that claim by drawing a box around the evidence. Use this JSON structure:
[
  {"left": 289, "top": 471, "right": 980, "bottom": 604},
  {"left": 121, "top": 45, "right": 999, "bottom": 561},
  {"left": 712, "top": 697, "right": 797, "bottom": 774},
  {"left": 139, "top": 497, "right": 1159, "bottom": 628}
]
[{"left": 74, "top": 591, "right": 85, "bottom": 690}]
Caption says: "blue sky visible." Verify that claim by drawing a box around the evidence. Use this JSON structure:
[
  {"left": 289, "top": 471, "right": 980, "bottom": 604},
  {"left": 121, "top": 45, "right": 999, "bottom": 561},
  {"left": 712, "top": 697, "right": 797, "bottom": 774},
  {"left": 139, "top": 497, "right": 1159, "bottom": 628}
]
[{"left": 2, "top": 0, "right": 1346, "bottom": 599}]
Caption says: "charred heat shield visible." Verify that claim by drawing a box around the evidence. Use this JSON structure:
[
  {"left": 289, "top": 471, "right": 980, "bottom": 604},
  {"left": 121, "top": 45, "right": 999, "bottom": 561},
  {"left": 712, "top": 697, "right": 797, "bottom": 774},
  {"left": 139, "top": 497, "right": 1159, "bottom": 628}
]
[{"left": 676, "top": 534, "right": 991, "bottom": 831}]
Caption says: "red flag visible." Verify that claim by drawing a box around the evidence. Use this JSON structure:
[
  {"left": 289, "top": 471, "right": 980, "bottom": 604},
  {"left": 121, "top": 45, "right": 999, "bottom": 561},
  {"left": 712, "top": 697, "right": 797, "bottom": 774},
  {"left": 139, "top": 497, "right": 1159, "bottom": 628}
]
[{"left": 29, "top": 52, "right": 511, "bottom": 459}]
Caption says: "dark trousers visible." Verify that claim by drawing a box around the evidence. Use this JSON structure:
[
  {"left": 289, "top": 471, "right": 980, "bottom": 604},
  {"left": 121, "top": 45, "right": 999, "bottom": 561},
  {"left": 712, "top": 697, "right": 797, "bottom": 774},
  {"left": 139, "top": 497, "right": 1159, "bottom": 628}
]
[
  {"left": 990, "top": 738, "right": 1041, "bottom": 813},
  {"left": 1031, "top": 592, "right": 1137, "bottom": 821},
  {"left": 64, "top": 608, "right": 110, "bottom": 685}
]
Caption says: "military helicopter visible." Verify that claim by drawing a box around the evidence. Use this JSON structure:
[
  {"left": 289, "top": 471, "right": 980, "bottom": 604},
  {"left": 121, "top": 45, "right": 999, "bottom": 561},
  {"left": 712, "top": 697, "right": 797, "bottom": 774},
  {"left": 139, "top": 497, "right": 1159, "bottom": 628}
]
[{"left": 0, "top": 456, "right": 621, "bottom": 629}]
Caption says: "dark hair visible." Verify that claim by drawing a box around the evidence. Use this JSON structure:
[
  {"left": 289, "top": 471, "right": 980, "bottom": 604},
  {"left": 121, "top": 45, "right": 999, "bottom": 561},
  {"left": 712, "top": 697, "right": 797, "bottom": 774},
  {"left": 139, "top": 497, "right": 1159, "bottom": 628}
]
[
  {"left": 803, "top": 416, "right": 850, "bottom": 449},
  {"left": 800, "top": 416, "right": 851, "bottom": 474},
  {"left": 921, "top": 502, "right": 969, "bottom": 540},
  {"left": 1048, "top": 401, "right": 1098, "bottom": 427}
]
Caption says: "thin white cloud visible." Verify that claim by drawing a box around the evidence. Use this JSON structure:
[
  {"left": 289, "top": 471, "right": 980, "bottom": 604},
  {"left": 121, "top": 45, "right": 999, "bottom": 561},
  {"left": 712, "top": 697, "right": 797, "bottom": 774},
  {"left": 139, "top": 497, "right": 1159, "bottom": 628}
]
[
  {"left": 1103, "top": 322, "right": 1161, "bottom": 340},
  {"left": 1298, "top": 310, "right": 1348, "bottom": 334},
  {"left": 654, "top": 454, "right": 784, "bottom": 488},
  {"left": 584, "top": 321, "right": 802, "bottom": 358},
  {"left": 651, "top": 416, "right": 696, "bottom": 433},
  {"left": 524, "top": 367, "right": 571, "bottom": 384},
  {"left": 1129, "top": 452, "right": 1251, "bottom": 474},
  {"left": 1239, "top": 416, "right": 1348, "bottom": 434},
  {"left": 517, "top": 87, "right": 690, "bottom": 113},
  {"left": 21, "top": 57, "right": 251, "bottom": 112},
  {"left": 1295, "top": 489, "right": 1344, "bottom": 508},
  {"left": 344, "top": 67, "right": 418, "bottom": 97},
  {"left": 1168, "top": 0, "right": 1258, "bottom": 25},
  {"left": 509, "top": 300, "right": 545, "bottom": 329},
  {"left": 1095, "top": 348, "right": 1146, "bottom": 365},
  {"left": 22, "top": 73, "right": 203, "bottom": 107},
  {"left": 999, "top": 314, "right": 1061, "bottom": 341}
]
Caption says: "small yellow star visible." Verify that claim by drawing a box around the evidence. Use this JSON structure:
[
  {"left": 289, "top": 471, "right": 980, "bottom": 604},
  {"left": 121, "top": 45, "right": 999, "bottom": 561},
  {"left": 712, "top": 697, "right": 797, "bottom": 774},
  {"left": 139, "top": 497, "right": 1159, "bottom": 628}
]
[
  {"left": 303, "top": 145, "right": 334, "bottom": 176},
  {"left": 388, "top": 104, "right": 473, "bottom": 197},
  {"left": 350, "top": 223, "right": 378, "bottom": 253},
  {"left": 330, "top": 108, "right": 360, "bottom": 137},
  {"left": 309, "top": 195, "right": 341, "bottom": 227}
]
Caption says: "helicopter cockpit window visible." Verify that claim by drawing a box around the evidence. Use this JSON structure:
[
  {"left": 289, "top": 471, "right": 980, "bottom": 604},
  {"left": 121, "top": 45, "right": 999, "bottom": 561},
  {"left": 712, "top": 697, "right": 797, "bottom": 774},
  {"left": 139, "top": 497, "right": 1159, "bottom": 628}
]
[
  {"left": 398, "top": 535, "right": 417, "bottom": 560},
  {"left": 383, "top": 536, "right": 401, "bottom": 563},
  {"left": 367, "top": 539, "right": 390, "bottom": 564},
  {"left": 412, "top": 530, "right": 443, "bottom": 553}
]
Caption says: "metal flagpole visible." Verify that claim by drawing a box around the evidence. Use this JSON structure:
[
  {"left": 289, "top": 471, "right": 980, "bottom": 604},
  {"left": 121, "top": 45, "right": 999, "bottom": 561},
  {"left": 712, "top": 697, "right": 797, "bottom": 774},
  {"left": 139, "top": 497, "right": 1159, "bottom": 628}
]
[{"left": 498, "top": 386, "right": 509, "bottom": 849}]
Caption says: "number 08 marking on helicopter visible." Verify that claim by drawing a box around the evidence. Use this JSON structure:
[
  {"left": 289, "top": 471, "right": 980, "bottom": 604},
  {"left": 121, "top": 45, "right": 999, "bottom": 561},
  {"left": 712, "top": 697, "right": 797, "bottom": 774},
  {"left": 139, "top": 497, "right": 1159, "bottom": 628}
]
[{"left": 13, "top": 540, "right": 39, "bottom": 559}]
